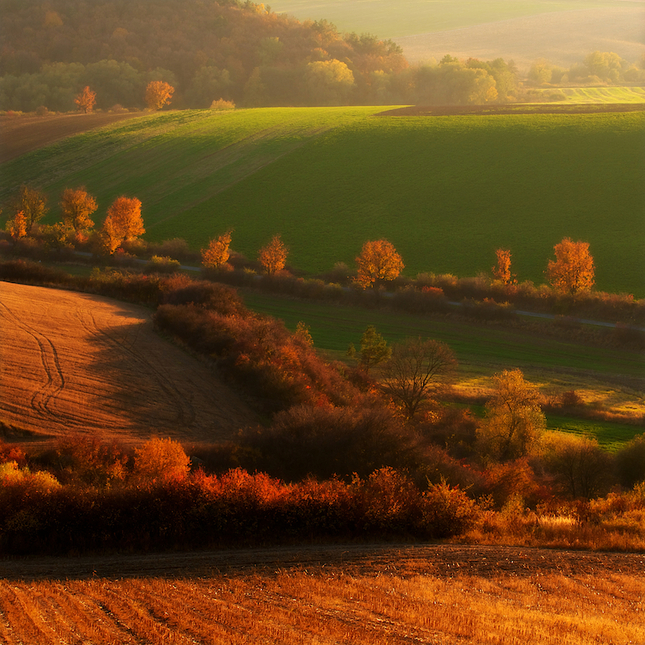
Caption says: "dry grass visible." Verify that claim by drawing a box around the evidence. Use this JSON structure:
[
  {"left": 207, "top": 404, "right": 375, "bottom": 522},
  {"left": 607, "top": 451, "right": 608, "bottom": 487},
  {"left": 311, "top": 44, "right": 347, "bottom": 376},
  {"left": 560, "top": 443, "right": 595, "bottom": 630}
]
[{"left": 0, "top": 566, "right": 643, "bottom": 644}]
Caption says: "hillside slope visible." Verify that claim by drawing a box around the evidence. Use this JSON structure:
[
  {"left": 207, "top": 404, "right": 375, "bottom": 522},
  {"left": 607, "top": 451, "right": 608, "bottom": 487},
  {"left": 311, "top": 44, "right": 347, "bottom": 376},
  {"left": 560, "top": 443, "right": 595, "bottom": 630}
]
[
  {"left": 0, "top": 281, "right": 258, "bottom": 442},
  {"left": 2, "top": 106, "right": 643, "bottom": 296}
]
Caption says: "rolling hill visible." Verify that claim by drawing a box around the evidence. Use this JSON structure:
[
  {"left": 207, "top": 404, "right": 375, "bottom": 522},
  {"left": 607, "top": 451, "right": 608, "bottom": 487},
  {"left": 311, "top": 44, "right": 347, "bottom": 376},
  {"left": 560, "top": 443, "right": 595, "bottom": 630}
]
[
  {"left": 272, "top": 0, "right": 645, "bottom": 69},
  {"left": 2, "top": 106, "right": 643, "bottom": 296}
]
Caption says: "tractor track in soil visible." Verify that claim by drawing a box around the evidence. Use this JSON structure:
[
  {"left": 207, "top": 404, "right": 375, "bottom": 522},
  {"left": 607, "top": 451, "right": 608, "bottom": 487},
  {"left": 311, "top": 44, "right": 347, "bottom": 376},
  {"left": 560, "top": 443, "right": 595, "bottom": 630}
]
[{"left": 0, "top": 281, "right": 259, "bottom": 443}]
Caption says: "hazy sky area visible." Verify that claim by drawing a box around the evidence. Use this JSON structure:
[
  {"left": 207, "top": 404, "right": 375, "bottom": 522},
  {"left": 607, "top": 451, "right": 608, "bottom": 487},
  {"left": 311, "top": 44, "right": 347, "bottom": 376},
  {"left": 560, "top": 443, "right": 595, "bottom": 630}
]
[{"left": 270, "top": 0, "right": 645, "bottom": 69}]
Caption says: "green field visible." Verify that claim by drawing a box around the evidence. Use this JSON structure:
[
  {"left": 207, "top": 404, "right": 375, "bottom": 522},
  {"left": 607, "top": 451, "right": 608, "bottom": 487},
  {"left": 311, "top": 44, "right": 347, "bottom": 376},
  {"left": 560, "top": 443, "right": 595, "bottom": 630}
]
[
  {"left": 242, "top": 290, "right": 644, "bottom": 448},
  {"left": 2, "top": 106, "right": 643, "bottom": 295},
  {"left": 269, "top": 0, "right": 621, "bottom": 38},
  {"left": 541, "top": 87, "right": 645, "bottom": 103},
  {"left": 241, "top": 291, "right": 644, "bottom": 379}
]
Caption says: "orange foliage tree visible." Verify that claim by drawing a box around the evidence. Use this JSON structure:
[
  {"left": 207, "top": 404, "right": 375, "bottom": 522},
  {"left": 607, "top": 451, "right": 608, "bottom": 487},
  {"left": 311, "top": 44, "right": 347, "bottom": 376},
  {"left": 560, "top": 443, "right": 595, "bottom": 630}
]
[
  {"left": 10, "top": 185, "right": 48, "bottom": 234},
  {"left": 99, "top": 196, "right": 144, "bottom": 253},
  {"left": 259, "top": 234, "right": 288, "bottom": 275},
  {"left": 134, "top": 438, "right": 190, "bottom": 483},
  {"left": 546, "top": 237, "right": 595, "bottom": 294},
  {"left": 74, "top": 86, "right": 96, "bottom": 113},
  {"left": 492, "top": 248, "right": 515, "bottom": 285},
  {"left": 355, "top": 239, "right": 404, "bottom": 289},
  {"left": 6, "top": 210, "right": 27, "bottom": 239},
  {"left": 201, "top": 230, "right": 232, "bottom": 269},
  {"left": 145, "top": 81, "right": 174, "bottom": 110},
  {"left": 60, "top": 187, "right": 97, "bottom": 231}
]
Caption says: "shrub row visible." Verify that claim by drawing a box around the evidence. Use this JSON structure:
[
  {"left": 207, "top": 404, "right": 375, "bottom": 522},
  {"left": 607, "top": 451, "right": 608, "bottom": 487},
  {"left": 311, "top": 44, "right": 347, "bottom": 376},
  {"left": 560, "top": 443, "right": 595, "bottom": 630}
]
[{"left": 0, "top": 467, "right": 476, "bottom": 555}]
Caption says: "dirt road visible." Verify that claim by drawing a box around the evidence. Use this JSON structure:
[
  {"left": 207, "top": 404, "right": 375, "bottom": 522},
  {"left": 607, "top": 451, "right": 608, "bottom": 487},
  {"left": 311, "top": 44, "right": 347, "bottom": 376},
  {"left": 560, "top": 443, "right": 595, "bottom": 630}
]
[{"left": 0, "top": 281, "right": 258, "bottom": 443}]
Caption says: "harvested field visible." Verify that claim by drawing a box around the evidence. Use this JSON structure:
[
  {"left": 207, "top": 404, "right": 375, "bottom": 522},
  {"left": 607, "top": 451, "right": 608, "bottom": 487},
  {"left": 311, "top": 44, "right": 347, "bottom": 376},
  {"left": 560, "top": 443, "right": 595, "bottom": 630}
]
[
  {"left": 0, "top": 112, "right": 144, "bottom": 163},
  {"left": 0, "top": 281, "right": 258, "bottom": 443},
  {"left": 0, "top": 544, "right": 643, "bottom": 644}
]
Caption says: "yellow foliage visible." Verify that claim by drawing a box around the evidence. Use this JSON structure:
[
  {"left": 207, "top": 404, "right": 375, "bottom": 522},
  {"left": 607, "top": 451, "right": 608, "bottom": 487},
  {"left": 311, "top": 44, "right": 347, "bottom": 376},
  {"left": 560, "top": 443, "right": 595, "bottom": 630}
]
[
  {"left": 134, "top": 438, "right": 190, "bottom": 482},
  {"left": 201, "top": 230, "right": 232, "bottom": 268},
  {"left": 258, "top": 234, "right": 288, "bottom": 275},
  {"left": 355, "top": 239, "right": 404, "bottom": 289},
  {"left": 145, "top": 81, "right": 174, "bottom": 110}
]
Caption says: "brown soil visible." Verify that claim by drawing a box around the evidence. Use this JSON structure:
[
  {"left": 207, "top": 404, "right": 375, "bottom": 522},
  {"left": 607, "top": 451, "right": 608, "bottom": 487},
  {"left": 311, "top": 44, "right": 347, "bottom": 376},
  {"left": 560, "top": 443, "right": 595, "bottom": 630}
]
[
  {"left": 0, "top": 281, "right": 259, "bottom": 444},
  {"left": 378, "top": 103, "right": 645, "bottom": 117},
  {"left": 0, "top": 112, "right": 144, "bottom": 163},
  {"left": 1, "top": 543, "right": 642, "bottom": 581}
]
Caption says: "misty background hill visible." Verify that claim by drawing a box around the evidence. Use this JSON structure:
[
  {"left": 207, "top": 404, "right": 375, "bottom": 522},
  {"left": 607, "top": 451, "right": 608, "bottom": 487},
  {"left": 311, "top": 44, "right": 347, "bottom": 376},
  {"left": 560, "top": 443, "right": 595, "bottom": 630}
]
[
  {"left": 1, "top": 0, "right": 643, "bottom": 112},
  {"left": 271, "top": 0, "right": 645, "bottom": 69}
]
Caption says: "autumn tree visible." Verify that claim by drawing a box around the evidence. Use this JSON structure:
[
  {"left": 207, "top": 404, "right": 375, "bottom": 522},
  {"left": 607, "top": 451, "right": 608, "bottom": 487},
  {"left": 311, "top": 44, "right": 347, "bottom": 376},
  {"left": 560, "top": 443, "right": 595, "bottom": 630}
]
[
  {"left": 492, "top": 248, "right": 515, "bottom": 285},
  {"left": 134, "top": 438, "right": 190, "bottom": 483},
  {"left": 259, "top": 234, "right": 288, "bottom": 275},
  {"left": 306, "top": 59, "right": 355, "bottom": 105},
  {"left": 74, "top": 85, "right": 96, "bottom": 112},
  {"left": 201, "top": 230, "right": 232, "bottom": 269},
  {"left": 11, "top": 185, "right": 48, "bottom": 234},
  {"left": 99, "top": 196, "right": 144, "bottom": 253},
  {"left": 476, "top": 369, "right": 545, "bottom": 462},
  {"left": 355, "top": 239, "right": 404, "bottom": 289},
  {"left": 542, "top": 432, "right": 612, "bottom": 499},
  {"left": 382, "top": 337, "right": 456, "bottom": 419},
  {"left": 348, "top": 325, "right": 391, "bottom": 375},
  {"left": 145, "top": 80, "right": 174, "bottom": 110},
  {"left": 546, "top": 237, "right": 595, "bottom": 294},
  {"left": 60, "top": 187, "right": 97, "bottom": 231},
  {"left": 6, "top": 210, "right": 27, "bottom": 239}
]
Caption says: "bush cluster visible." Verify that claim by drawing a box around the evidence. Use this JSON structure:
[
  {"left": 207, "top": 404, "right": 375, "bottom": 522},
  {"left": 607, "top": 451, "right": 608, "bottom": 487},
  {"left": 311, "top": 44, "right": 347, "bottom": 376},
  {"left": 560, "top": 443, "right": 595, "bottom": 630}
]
[{"left": 0, "top": 445, "right": 476, "bottom": 555}]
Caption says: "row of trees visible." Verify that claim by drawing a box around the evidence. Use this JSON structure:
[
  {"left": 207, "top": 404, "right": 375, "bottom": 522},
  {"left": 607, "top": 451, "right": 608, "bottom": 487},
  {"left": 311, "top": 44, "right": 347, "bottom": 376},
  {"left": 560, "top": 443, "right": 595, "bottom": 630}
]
[
  {"left": 5, "top": 185, "right": 145, "bottom": 255},
  {"left": 201, "top": 229, "right": 595, "bottom": 295},
  {"left": 3, "top": 184, "right": 595, "bottom": 296},
  {"left": 0, "top": 52, "right": 521, "bottom": 112}
]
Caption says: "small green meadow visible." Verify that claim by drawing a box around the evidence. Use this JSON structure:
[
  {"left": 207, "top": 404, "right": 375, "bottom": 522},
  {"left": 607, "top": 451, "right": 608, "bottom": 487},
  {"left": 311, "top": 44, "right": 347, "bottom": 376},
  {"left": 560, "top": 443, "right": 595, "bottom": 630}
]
[
  {"left": 2, "top": 106, "right": 643, "bottom": 295},
  {"left": 241, "top": 290, "right": 644, "bottom": 379},
  {"left": 539, "top": 86, "right": 645, "bottom": 103}
]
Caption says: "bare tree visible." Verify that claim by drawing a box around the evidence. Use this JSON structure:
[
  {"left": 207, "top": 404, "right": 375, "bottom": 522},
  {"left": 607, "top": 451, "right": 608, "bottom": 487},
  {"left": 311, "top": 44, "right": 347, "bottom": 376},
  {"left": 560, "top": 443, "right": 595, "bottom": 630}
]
[{"left": 382, "top": 337, "right": 456, "bottom": 419}]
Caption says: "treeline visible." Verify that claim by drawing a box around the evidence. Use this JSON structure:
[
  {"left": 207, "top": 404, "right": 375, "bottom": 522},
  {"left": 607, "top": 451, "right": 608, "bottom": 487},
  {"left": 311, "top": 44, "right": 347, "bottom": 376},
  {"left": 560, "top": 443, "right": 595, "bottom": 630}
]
[
  {"left": 528, "top": 51, "right": 645, "bottom": 87},
  {"left": 2, "top": 0, "right": 642, "bottom": 111},
  {"left": 1, "top": 0, "right": 519, "bottom": 110}
]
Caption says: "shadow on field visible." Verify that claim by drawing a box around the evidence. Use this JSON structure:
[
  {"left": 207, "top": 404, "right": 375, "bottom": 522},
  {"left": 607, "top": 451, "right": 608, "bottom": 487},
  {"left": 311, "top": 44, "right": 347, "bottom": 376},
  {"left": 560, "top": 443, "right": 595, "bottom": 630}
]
[{"left": 1, "top": 544, "right": 644, "bottom": 582}]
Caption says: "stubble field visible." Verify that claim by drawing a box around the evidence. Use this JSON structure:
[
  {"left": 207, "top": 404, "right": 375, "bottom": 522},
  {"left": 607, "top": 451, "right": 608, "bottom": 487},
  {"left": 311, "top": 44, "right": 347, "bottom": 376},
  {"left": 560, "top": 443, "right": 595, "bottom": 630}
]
[
  {"left": 1, "top": 544, "right": 643, "bottom": 645},
  {"left": 0, "top": 281, "right": 257, "bottom": 443}
]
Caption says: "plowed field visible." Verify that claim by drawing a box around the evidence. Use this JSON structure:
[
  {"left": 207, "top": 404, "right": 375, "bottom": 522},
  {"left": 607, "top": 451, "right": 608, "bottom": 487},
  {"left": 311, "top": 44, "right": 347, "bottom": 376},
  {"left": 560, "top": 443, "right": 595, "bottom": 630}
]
[
  {"left": 0, "top": 545, "right": 643, "bottom": 645},
  {"left": 0, "top": 281, "right": 258, "bottom": 443},
  {"left": 0, "top": 112, "right": 143, "bottom": 163}
]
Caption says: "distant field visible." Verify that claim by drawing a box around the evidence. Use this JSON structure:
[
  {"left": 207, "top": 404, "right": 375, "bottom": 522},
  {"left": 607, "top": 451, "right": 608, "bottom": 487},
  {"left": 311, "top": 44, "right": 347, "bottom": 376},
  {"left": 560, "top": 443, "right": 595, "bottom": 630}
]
[
  {"left": 1, "top": 106, "right": 643, "bottom": 296},
  {"left": 539, "top": 86, "right": 645, "bottom": 103},
  {"left": 270, "top": 0, "right": 622, "bottom": 39},
  {"left": 271, "top": 0, "right": 645, "bottom": 68}
]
